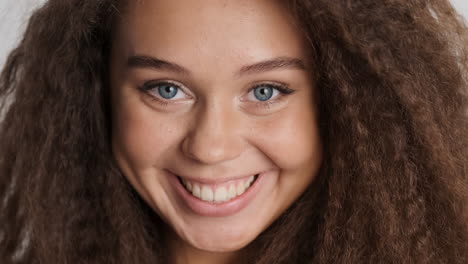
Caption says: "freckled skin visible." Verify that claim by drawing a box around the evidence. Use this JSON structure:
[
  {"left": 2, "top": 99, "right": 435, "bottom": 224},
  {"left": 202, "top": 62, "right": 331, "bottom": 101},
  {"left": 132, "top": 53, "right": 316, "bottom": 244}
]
[{"left": 110, "top": 0, "right": 323, "bottom": 263}]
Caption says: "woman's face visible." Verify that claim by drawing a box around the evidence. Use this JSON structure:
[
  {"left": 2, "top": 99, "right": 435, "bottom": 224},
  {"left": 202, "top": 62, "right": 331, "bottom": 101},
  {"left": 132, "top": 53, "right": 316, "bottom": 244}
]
[{"left": 110, "top": 0, "right": 322, "bottom": 252}]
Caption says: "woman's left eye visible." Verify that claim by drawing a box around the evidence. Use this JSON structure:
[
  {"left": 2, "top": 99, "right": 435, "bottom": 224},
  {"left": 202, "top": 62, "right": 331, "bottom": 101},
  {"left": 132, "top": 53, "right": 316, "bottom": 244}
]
[{"left": 246, "top": 84, "right": 294, "bottom": 102}]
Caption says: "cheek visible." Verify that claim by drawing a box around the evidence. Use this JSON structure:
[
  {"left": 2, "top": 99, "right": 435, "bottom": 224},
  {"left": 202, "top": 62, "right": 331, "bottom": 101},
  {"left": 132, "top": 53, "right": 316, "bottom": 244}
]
[
  {"left": 111, "top": 92, "right": 181, "bottom": 168},
  {"left": 250, "top": 107, "right": 322, "bottom": 171}
]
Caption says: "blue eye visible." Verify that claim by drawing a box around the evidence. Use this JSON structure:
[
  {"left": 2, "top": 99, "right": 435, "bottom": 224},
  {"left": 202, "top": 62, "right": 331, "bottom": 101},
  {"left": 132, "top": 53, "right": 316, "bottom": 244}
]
[
  {"left": 141, "top": 81, "right": 189, "bottom": 101},
  {"left": 245, "top": 83, "right": 295, "bottom": 105},
  {"left": 253, "top": 86, "right": 274, "bottom": 101},
  {"left": 158, "top": 83, "right": 179, "bottom": 99}
]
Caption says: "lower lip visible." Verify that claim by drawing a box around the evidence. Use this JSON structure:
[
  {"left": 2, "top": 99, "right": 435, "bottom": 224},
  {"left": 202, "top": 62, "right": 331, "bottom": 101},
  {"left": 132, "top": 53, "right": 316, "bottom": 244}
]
[{"left": 167, "top": 171, "right": 267, "bottom": 217}]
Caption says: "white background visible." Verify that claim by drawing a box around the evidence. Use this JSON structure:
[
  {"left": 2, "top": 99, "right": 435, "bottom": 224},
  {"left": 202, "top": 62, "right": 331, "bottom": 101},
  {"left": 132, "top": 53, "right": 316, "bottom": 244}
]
[{"left": 0, "top": 0, "right": 468, "bottom": 68}]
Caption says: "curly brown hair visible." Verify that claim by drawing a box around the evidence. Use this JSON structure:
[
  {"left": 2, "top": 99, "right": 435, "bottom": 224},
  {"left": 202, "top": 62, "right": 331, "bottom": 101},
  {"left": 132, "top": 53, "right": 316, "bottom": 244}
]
[{"left": 1, "top": 0, "right": 467, "bottom": 263}]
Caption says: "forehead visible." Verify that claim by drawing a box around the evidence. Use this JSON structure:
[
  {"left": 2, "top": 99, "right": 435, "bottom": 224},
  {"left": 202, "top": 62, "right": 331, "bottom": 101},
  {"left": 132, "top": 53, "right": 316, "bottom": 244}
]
[{"left": 113, "top": 0, "right": 309, "bottom": 65}]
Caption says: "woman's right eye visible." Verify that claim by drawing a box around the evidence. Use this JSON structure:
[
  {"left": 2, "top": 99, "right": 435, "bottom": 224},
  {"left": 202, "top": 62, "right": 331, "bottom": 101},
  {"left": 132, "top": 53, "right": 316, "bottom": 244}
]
[{"left": 141, "top": 81, "right": 189, "bottom": 101}]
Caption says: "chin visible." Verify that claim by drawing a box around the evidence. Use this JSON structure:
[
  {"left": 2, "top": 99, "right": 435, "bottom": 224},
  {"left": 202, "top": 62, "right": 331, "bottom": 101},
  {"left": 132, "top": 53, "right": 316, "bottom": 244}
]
[{"left": 184, "top": 230, "right": 255, "bottom": 252}]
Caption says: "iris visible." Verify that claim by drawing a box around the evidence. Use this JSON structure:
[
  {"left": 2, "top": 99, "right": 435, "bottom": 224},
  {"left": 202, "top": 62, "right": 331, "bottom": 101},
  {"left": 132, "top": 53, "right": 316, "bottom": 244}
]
[
  {"left": 253, "top": 86, "right": 274, "bottom": 101},
  {"left": 158, "top": 84, "right": 178, "bottom": 99}
]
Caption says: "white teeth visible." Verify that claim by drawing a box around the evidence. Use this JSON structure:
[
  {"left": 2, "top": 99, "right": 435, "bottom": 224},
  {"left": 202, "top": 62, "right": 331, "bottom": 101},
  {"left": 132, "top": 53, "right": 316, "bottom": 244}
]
[
  {"left": 236, "top": 182, "right": 247, "bottom": 196},
  {"left": 214, "top": 187, "right": 228, "bottom": 203},
  {"left": 201, "top": 186, "right": 214, "bottom": 202},
  {"left": 192, "top": 184, "right": 201, "bottom": 198},
  {"left": 181, "top": 174, "right": 258, "bottom": 203},
  {"left": 248, "top": 175, "right": 254, "bottom": 185},
  {"left": 186, "top": 181, "right": 193, "bottom": 192},
  {"left": 228, "top": 185, "right": 237, "bottom": 200}
]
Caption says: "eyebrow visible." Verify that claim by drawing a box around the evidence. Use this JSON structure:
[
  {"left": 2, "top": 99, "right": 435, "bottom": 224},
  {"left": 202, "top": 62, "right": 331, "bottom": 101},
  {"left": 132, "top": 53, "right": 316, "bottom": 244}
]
[
  {"left": 126, "top": 55, "right": 307, "bottom": 76},
  {"left": 237, "top": 56, "right": 306, "bottom": 76},
  {"left": 127, "top": 55, "right": 190, "bottom": 75}
]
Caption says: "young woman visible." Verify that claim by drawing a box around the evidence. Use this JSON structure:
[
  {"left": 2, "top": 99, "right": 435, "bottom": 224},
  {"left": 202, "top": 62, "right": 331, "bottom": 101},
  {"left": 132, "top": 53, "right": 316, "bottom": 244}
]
[{"left": 1, "top": 0, "right": 467, "bottom": 263}]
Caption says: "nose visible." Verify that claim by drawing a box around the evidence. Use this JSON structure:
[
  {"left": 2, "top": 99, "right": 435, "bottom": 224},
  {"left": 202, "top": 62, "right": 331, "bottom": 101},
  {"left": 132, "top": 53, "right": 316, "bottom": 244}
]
[{"left": 181, "top": 101, "right": 244, "bottom": 165}]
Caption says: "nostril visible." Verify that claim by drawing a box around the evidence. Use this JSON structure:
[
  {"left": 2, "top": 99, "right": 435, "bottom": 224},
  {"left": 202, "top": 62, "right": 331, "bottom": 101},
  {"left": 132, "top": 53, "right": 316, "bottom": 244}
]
[{"left": 180, "top": 127, "right": 244, "bottom": 165}]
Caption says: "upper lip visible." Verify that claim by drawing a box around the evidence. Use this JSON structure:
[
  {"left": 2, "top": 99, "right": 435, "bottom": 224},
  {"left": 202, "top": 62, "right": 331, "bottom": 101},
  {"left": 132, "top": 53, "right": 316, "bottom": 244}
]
[{"left": 166, "top": 169, "right": 262, "bottom": 184}]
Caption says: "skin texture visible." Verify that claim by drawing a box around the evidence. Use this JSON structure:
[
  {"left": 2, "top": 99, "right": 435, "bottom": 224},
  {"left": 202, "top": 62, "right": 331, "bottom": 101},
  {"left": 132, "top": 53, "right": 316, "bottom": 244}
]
[
  {"left": 110, "top": 0, "right": 322, "bottom": 262},
  {"left": 111, "top": 0, "right": 321, "bottom": 263}
]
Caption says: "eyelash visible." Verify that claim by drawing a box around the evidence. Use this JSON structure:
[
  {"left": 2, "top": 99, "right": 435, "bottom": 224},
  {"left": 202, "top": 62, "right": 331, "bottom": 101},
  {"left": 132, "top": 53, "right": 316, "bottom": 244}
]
[
  {"left": 248, "top": 83, "right": 295, "bottom": 109},
  {"left": 138, "top": 80, "right": 295, "bottom": 109},
  {"left": 138, "top": 80, "right": 184, "bottom": 107}
]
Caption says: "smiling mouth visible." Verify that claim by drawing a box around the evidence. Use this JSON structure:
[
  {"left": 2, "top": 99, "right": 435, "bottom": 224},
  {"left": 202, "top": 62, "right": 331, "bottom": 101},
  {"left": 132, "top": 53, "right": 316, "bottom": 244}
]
[{"left": 177, "top": 174, "right": 260, "bottom": 203}]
